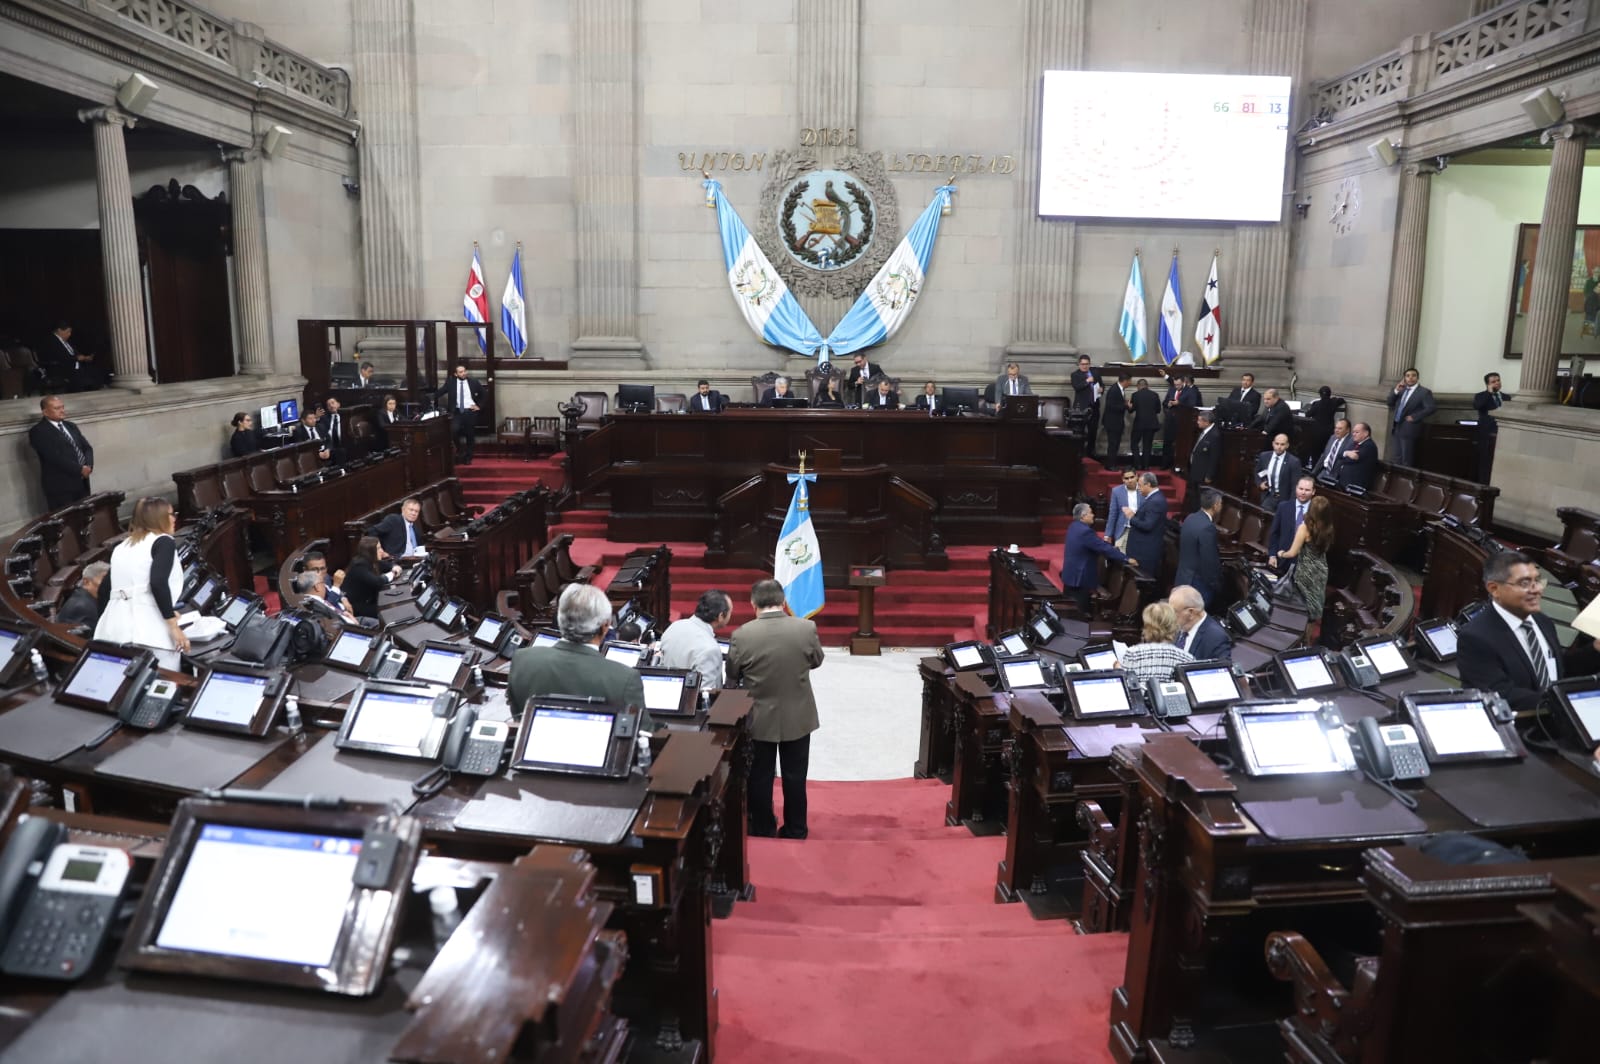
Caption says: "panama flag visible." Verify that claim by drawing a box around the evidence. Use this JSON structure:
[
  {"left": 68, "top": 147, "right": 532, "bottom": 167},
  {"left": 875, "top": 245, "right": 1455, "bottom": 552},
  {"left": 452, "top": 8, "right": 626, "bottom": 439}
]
[
  {"left": 1193, "top": 253, "right": 1222, "bottom": 365},
  {"left": 1118, "top": 252, "right": 1148, "bottom": 360},
  {"left": 705, "top": 179, "right": 825, "bottom": 354},
  {"left": 500, "top": 245, "right": 528, "bottom": 357},
  {"left": 1158, "top": 253, "right": 1184, "bottom": 365},
  {"left": 775, "top": 469, "right": 825, "bottom": 619},
  {"left": 824, "top": 184, "right": 956, "bottom": 356},
  {"left": 462, "top": 244, "right": 490, "bottom": 352}
]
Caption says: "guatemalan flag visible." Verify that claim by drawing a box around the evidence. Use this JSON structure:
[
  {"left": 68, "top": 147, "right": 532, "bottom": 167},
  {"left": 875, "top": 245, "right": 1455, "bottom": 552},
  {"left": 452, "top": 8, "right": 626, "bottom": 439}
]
[
  {"left": 705, "top": 179, "right": 824, "bottom": 355},
  {"left": 1118, "top": 252, "right": 1148, "bottom": 360},
  {"left": 500, "top": 245, "right": 528, "bottom": 357},
  {"left": 823, "top": 184, "right": 956, "bottom": 356},
  {"left": 775, "top": 469, "right": 824, "bottom": 620},
  {"left": 1158, "top": 253, "right": 1184, "bottom": 365},
  {"left": 462, "top": 245, "right": 490, "bottom": 352},
  {"left": 1193, "top": 253, "right": 1222, "bottom": 365}
]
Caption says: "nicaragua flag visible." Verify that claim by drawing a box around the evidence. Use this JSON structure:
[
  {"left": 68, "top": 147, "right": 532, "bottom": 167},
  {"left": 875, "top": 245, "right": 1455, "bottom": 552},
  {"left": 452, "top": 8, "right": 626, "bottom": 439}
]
[
  {"left": 462, "top": 245, "right": 490, "bottom": 352},
  {"left": 824, "top": 184, "right": 955, "bottom": 356},
  {"left": 706, "top": 179, "right": 824, "bottom": 354},
  {"left": 500, "top": 246, "right": 528, "bottom": 357},
  {"left": 1193, "top": 253, "right": 1221, "bottom": 365},
  {"left": 1118, "top": 253, "right": 1148, "bottom": 360},
  {"left": 1158, "top": 253, "right": 1184, "bottom": 365},
  {"left": 775, "top": 471, "right": 824, "bottom": 620}
]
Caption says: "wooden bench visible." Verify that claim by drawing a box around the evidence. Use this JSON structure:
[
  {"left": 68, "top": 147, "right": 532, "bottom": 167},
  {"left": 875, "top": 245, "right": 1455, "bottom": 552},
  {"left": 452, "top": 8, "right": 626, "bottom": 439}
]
[
  {"left": 1542, "top": 506, "right": 1600, "bottom": 586},
  {"left": 505, "top": 533, "right": 597, "bottom": 625}
]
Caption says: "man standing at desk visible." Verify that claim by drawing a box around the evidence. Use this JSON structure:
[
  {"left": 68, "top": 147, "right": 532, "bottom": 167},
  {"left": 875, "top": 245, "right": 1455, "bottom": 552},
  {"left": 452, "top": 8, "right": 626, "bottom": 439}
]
[
  {"left": 1225, "top": 372, "right": 1261, "bottom": 421},
  {"left": 1472, "top": 371, "right": 1509, "bottom": 484},
  {"left": 1337, "top": 422, "right": 1378, "bottom": 491},
  {"left": 1101, "top": 374, "right": 1129, "bottom": 467},
  {"left": 1386, "top": 367, "right": 1436, "bottom": 468},
  {"left": 1184, "top": 411, "right": 1221, "bottom": 511},
  {"left": 994, "top": 362, "right": 1032, "bottom": 402},
  {"left": 727, "top": 578, "right": 824, "bottom": 839},
  {"left": 1123, "top": 472, "right": 1168, "bottom": 577},
  {"left": 438, "top": 362, "right": 484, "bottom": 464},
  {"left": 846, "top": 353, "right": 882, "bottom": 404},
  {"left": 1255, "top": 433, "right": 1302, "bottom": 513},
  {"left": 1174, "top": 488, "right": 1224, "bottom": 608},
  {"left": 1070, "top": 355, "right": 1100, "bottom": 458},
  {"left": 659, "top": 589, "right": 732, "bottom": 692},
  {"left": 373, "top": 497, "right": 425, "bottom": 560},
  {"left": 508, "top": 583, "right": 651, "bottom": 727},
  {"left": 1128, "top": 379, "right": 1162, "bottom": 467},
  {"left": 1457, "top": 552, "right": 1600, "bottom": 711},
  {"left": 1313, "top": 418, "right": 1352, "bottom": 482},
  {"left": 1061, "top": 502, "right": 1132, "bottom": 612}
]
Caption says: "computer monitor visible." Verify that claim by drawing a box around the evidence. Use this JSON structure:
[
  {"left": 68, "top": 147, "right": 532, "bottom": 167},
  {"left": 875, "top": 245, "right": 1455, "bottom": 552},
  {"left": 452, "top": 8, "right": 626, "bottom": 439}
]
[
  {"left": 1277, "top": 649, "right": 1340, "bottom": 695},
  {"left": 257, "top": 404, "right": 280, "bottom": 431},
  {"left": 336, "top": 683, "right": 454, "bottom": 760},
  {"left": 941, "top": 387, "right": 982, "bottom": 413},
  {"left": 617, "top": 383, "right": 656, "bottom": 412},
  {"left": 1226, "top": 701, "right": 1356, "bottom": 777},
  {"left": 277, "top": 398, "right": 300, "bottom": 426},
  {"left": 770, "top": 395, "right": 809, "bottom": 409},
  {"left": 1401, "top": 691, "right": 1523, "bottom": 764},
  {"left": 1063, "top": 670, "right": 1136, "bottom": 719}
]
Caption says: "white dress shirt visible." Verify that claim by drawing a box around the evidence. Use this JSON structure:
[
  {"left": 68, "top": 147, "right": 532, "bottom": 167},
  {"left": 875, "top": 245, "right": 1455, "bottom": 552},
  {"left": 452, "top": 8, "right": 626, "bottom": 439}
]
[
  {"left": 1491, "top": 602, "right": 1557, "bottom": 684},
  {"left": 658, "top": 615, "right": 724, "bottom": 690}
]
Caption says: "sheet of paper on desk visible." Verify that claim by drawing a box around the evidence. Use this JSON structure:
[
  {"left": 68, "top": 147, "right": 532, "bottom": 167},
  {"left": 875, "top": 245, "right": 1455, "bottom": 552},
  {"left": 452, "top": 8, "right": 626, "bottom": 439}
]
[{"left": 1575, "top": 596, "right": 1600, "bottom": 640}]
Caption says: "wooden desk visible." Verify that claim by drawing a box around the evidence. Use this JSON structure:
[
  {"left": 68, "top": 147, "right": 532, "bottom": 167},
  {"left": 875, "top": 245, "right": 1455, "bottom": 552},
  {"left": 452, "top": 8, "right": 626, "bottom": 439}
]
[
  {"left": 945, "top": 671, "right": 1010, "bottom": 833},
  {"left": 567, "top": 409, "right": 1079, "bottom": 549},
  {"left": 240, "top": 453, "right": 411, "bottom": 566},
  {"left": 987, "top": 548, "right": 1069, "bottom": 639},
  {"left": 429, "top": 487, "right": 549, "bottom": 613},
  {"left": 915, "top": 657, "right": 959, "bottom": 783}
]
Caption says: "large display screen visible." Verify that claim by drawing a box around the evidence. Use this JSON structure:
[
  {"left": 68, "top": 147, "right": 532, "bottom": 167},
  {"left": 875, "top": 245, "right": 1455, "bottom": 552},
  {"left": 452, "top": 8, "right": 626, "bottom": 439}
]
[
  {"left": 1039, "top": 71, "right": 1292, "bottom": 221},
  {"left": 156, "top": 825, "right": 356, "bottom": 966},
  {"left": 189, "top": 672, "right": 267, "bottom": 728},
  {"left": 520, "top": 707, "right": 614, "bottom": 769}
]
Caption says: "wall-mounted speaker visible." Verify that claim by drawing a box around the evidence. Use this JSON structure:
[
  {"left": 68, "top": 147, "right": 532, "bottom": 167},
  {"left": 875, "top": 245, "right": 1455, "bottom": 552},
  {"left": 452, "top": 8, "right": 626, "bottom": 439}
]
[
  {"left": 1521, "top": 87, "right": 1565, "bottom": 129},
  {"left": 1367, "top": 137, "right": 1398, "bottom": 167},
  {"left": 261, "top": 125, "right": 293, "bottom": 158},
  {"left": 115, "top": 73, "right": 158, "bottom": 115}
]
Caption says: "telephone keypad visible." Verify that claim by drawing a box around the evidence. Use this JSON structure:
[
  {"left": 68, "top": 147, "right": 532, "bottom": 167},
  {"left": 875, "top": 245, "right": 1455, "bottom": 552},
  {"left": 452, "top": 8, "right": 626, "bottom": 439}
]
[
  {"left": 1, "top": 892, "right": 117, "bottom": 979},
  {"left": 459, "top": 740, "right": 503, "bottom": 776},
  {"left": 1390, "top": 744, "right": 1430, "bottom": 780}
]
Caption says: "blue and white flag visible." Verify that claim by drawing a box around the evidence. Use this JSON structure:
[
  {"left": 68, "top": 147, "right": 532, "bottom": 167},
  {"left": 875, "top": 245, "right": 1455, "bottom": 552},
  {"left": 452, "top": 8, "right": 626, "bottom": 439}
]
[
  {"left": 1118, "top": 252, "right": 1149, "bottom": 360},
  {"left": 705, "top": 179, "right": 825, "bottom": 355},
  {"left": 824, "top": 185, "right": 955, "bottom": 356},
  {"left": 500, "top": 245, "right": 528, "bottom": 357},
  {"left": 775, "top": 470, "right": 824, "bottom": 620},
  {"left": 1159, "top": 253, "right": 1184, "bottom": 365}
]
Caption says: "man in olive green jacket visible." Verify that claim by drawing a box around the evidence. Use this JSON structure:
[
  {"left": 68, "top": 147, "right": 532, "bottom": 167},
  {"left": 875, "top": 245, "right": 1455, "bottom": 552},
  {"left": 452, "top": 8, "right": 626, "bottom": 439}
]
[
  {"left": 507, "top": 583, "right": 652, "bottom": 730},
  {"left": 727, "top": 578, "right": 825, "bottom": 838}
]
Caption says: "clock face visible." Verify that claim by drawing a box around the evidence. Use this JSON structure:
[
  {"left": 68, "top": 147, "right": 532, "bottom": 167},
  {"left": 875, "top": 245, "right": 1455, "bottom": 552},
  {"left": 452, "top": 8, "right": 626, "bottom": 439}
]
[{"left": 1329, "top": 177, "right": 1361, "bottom": 234}]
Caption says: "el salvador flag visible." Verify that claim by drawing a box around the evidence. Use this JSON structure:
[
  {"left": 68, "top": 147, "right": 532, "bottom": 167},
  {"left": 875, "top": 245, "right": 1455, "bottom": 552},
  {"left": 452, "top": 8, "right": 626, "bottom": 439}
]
[
  {"left": 825, "top": 185, "right": 955, "bottom": 355},
  {"left": 1158, "top": 254, "right": 1184, "bottom": 366},
  {"left": 500, "top": 247, "right": 528, "bottom": 357},
  {"left": 706, "top": 179, "right": 824, "bottom": 354},
  {"left": 775, "top": 471, "right": 824, "bottom": 619}
]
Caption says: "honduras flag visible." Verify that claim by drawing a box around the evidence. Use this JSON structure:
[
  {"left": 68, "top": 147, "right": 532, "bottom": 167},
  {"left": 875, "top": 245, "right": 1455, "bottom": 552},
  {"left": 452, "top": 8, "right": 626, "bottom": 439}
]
[
  {"left": 500, "top": 246, "right": 528, "bottom": 357},
  {"left": 1158, "top": 253, "right": 1184, "bottom": 365},
  {"left": 1118, "top": 252, "right": 1148, "bottom": 360},
  {"left": 706, "top": 179, "right": 825, "bottom": 355},
  {"left": 824, "top": 184, "right": 955, "bottom": 356},
  {"left": 775, "top": 470, "right": 824, "bottom": 619}
]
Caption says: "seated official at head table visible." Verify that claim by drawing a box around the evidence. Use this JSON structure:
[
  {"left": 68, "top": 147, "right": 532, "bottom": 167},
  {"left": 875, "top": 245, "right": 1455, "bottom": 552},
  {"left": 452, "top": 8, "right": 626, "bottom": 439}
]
[
  {"left": 913, "top": 381, "right": 945, "bottom": 415},
  {"left": 229, "top": 411, "right": 261, "bottom": 458},
  {"left": 759, "top": 376, "right": 802, "bottom": 406},
  {"left": 866, "top": 378, "right": 899, "bottom": 410},
  {"left": 813, "top": 377, "right": 846, "bottom": 408},
  {"left": 689, "top": 379, "right": 726, "bottom": 413}
]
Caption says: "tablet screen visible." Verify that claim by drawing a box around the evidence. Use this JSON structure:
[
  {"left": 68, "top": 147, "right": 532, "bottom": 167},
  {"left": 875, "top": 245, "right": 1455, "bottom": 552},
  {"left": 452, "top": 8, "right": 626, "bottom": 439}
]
[
  {"left": 1238, "top": 711, "right": 1344, "bottom": 772},
  {"left": 1421, "top": 624, "right": 1457, "bottom": 658},
  {"left": 189, "top": 672, "right": 266, "bottom": 727},
  {"left": 641, "top": 673, "right": 686, "bottom": 712},
  {"left": 327, "top": 631, "right": 371, "bottom": 668},
  {"left": 949, "top": 645, "right": 984, "bottom": 669},
  {"left": 411, "top": 647, "right": 465, "bottom": 685},
  {"left": 346, "top": 690, "right": 436, "bottom": 753},
  {"left": 1070, "top": 676, "right": 1131, "bottom": 715},
  {"left": 219, "top": 596, "right": 252, "bottom": 627},
  {"left": 531, "top": 631, "right": 559, "bottom": 648},
  {"left": 156, "top": 825, "right": 356, "bottom": 967},
  {"left": 1002, "top": 659, "right": 1047, "bottom": 689},
  {"left": 1365, "top": 640, "right": 1409, "bottom": 677},
  {"left": 473, "top": 617, "right": 503, "bottom": 645},
  {"left": 605, "top": 645, "right": 644, "bottom": 667},
  {"left": 435, "top": 601, "right": 461, "bottom": 628},
  {"left": 1415, "top": 700, "right": 1509, "bottom": 757},
  {"left": 1568, "top": 689, "right": 1600, "bottom": 741},
  {"left": 521, "top": 707, "right": 614, "bottom": 769},
  {"left": 63, "top": 651, "right": 130, "bottom": 706},
  {"left": 1283, "top": 653, "right": 1336, "bottom": 692},
  {"left": 1184, "top": 666, "right": 1239, "bottom": 707},
  {"left": 1000, "top": 633, "right": 1028, "bottom": 656},
  {"left": 1083, "top": 649, "right": 1118, "bottom": 671}
]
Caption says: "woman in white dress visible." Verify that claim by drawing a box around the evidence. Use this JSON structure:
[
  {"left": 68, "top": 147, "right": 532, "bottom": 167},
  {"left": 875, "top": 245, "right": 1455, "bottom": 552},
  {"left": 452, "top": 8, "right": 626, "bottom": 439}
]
[{"left": 94, "top": 497, "right": 189, "bottom": 669}]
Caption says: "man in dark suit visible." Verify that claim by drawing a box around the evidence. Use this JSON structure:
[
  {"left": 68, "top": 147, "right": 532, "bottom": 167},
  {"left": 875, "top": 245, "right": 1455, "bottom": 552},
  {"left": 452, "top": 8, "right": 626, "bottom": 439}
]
[
  {"left": 1162, "top": 373, "right": 1200, "bottom": 468},
  {"left": 507, "top": 583, "right": 652, "bottom": 728},
  {"left": 993, "top": 362, "right": 1033, "bottom": 406},
  {"left": 913, "top": 381, "right": 945, "bottom": 415},
  {"left": 1128, "top": 378, "right": 1162, "bottom": 467},
  {"left": 1069, "top": 355, "right": 1100, "bottom": 457},
  {"left": 1184, "top": 411, "right": 1221, "bottom": 512},
  {"left": 1254, "top": 433, "right": 1303, "bottom": 513},
  {"left": 1061, "top": 502, "right": 1134, "bottom": 612},
  {"left": 1313, "top": 418, "right": 1352, "bottom": 482},
  {"left": 759, "top": 376, "right": 799, "bottom": 406},
  {"left": 1123, "top": 472, "right": 1168, "bottom": 577},
  {"left": 1100, "top": 374, "right": 1129, "bottom": 466},
  {"left": 1385, "top": 367, "right": 1437, "bottom": 468},
  {"left": 866, "top": 378, "right": 899, "bottom": 410},
  {"left": 1471, "top": 371, "right": 1509, "bottom": 484},
  {"left": 1458, "top": 552, "right": 1600, "bottom": 711},
  {"left": 1225, "top": 373, "right": 1261, "bottom": 422},
  {"left": 292, "top": 410, "right": 333, "bottom": 461},
  {"left": 1268, "top": 476, "right": 1316, "bottom": 561},
  {"left": 373, "top": 498, "right": 424, "bottom": 559},
  {"left": 55, "top": 560, "right": 108, "bottom": 628},
  {"left": 846, "top": 353, "right": 881, "bottom": 405},
  {"left": 437, "top": 362, "right": 485, "bottom": 463},
  {"left": 321, "top": 396, "right": 350, "bottom": 460},
  {"left": 1171, "top": 584, "right": 1233, "bottom": 662},
  {"left": 1174, "top": 488, "right": 1224, "bottom": 607},
  {"left": 27, "top": 395, "right": 94, "bottom": 510},
  {"left": 689, "top": 379, "right": 725, "bottom": 413},
  {"left": 1337, "top": 421, "right": 1379, "bottom": 491},
  {"left": 37, "top": 321, "right": 101, "bottom": 392},
  {"left": 1252, "top": 388, "right": 1293, "bottom": 441},
  {"left": 727, "top": 578, "right": 825, "bottom": 839}
]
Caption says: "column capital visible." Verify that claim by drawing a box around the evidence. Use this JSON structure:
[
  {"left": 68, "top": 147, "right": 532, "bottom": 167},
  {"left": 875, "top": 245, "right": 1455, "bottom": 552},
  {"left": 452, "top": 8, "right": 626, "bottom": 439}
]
[
  {"left": 1540, "top": 122, "right": 1593, "bottom": 146},
  {"left": 77, "top": 106, "right": 137, "bottom": 130},
  {"left": 220, "top": 146, "right": 261, "bottom": 166},
  {"left": 1402, "top": 159, "right": 1444, "bottom": 179}
]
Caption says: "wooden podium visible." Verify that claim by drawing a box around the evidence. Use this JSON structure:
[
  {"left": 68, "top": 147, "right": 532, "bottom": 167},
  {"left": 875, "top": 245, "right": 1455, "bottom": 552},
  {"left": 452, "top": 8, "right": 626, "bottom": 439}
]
[{"left": 848, "top": 564, "right": 887, "bottom": 656}]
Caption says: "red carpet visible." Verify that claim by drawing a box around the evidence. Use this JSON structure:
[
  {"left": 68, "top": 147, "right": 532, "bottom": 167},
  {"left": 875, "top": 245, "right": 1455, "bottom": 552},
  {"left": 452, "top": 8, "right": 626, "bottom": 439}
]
[{"left": 714, "top": 778, "right": 1128, "bottom": 1063}]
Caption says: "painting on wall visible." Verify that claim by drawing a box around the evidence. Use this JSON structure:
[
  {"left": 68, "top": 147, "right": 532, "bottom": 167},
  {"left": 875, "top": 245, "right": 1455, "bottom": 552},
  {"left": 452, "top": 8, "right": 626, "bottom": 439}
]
[{"left": 1502, "top": 222, "right": 1600, "bottom": 359}]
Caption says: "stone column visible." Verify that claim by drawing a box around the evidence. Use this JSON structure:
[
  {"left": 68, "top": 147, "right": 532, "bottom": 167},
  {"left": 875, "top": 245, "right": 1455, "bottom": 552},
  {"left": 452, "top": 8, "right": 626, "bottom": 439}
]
[
  {"left": 77, "top": 106, "right": 152, "bottom": 389},
  {"left": 1521, "top": 123, "right": 1590, "bottom": 401},
  {"left": 1228, "top": 0, "right": 1307, "bottom": 362},
  {"left": 571, "top": 0, "right": 642, "bottom": 363},
  {"left": 223, "top": 147, "right": 273, "bottom": 375},
  {"left": 1379, "top": 163, "right": 1436, "bottom": 383},
  {"left": 794, "top": 0, "right": 861, "bottom": 337},
  {"left": 352, "top": 0, "right": 422, "bottom": 319},
  {"left": 1006, "top": 0, "right": 1085, "bottom": 359}
]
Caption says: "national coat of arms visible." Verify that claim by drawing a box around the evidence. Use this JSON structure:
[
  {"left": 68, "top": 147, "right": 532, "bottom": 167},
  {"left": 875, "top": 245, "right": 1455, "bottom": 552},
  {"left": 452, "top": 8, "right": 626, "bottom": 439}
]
[
  {"left": 758, "top": 151, "right": 900, "bottom": 300},
  {"left": 778, "top": 170, "right": 875, "bottom": 272}
]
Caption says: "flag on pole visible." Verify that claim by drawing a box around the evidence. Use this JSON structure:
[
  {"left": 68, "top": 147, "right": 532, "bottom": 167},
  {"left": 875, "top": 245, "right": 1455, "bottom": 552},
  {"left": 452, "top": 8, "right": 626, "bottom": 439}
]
[
  {"left": 705, "top": 179, "right": 825, "bottom": 355},
  {"left": 1194, "top": 253, "right": 1222, "bottom": 365},
  {"left": 462, "top": 244, "right": 490, "bottom": 352},
  {"left": 1118, "top": 252, "right": 1149, "bottom": 360},
  {"left": 823, "top": 184, "right": 956, "bottom": 356},
  {"left": 500, "top": 245, "right": 528, "bottom": 357},
  {"left": 775, "top": 461, "right": 825, "bottom": 620},
  {"left": 1158, "top": 253, "right": 1184, "bottom": 366}
]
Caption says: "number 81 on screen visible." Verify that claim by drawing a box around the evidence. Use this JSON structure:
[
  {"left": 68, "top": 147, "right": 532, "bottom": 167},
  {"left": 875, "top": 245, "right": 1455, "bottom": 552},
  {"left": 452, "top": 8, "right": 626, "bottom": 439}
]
[{"left": 1215, "top": 99, "right": 1286, "bottom": 115}]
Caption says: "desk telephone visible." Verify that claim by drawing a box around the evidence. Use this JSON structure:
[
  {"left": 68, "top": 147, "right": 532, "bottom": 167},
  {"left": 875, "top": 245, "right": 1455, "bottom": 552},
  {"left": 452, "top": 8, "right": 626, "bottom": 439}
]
[
  {"left": 0, "top": 817, "right": 129, "bottom": 981},
  {"left": 1354, "top": 717, "right": 1430, "bottom": 782},
  {"left": 1337, "top": 648, "right": 1383, "bottom": 690},
  {"left": 121, "top": 677, "right": 181, "bottom": 730},
  {"left": 1143, "top": 678, "right": 1193, "bottom": 721},
  {"left": 411, "top": 704, "right": 510, "bottom": 797},
  {"left": 364, "top": 638, "right": 408, "bottom": 681}
]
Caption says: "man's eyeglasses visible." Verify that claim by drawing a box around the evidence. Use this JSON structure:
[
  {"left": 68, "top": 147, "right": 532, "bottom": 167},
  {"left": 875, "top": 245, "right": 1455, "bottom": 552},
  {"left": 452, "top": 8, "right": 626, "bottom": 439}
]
[{"left": 1502, "top": 577, "right": 1547, "bottom": 590}]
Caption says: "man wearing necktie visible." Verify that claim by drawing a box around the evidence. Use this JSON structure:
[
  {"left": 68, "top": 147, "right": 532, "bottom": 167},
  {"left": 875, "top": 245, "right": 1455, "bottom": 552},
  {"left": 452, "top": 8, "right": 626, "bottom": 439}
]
[
  {"left": 293, "top": 410, "right": 333, "bottom": 461},
  {"left": 1385, "top": 367, "right": 1436, "bottom": 468},
  {"left": 1316, "top": 418, "right": 1351, "bottom": 480},
  {"left": 1268, "top": 475, "right": 1315, "bottom": 565},
  {"left": 436, "top": 362, "right": 484, "bottom": 464},
  {"left": 914, "top": 381, "right": 942, "bottom": 416},
  {"left": 26, "top": 395, "right": 94, "bottom": 510},
  {"left": 1471, "top": 371, "right": 1510, "bottom": 485},
  {"left": 1457, "top": 551, "right": 1600, "bottom": 712},
  {"left": 1254, "top": 433, "right": 1302, "bottom": 513},
  {"left": 1183, "top": 411, "right": 1221, "bottom": 513},
  {"left": 323, "top": 397, "right": 347, "bottom": 460},
  {"left": 995, "top": 362, "right": 1032, "bottom": 400},
  {"left": 374, "top": 498, "right": 424, "bottom": 560}
]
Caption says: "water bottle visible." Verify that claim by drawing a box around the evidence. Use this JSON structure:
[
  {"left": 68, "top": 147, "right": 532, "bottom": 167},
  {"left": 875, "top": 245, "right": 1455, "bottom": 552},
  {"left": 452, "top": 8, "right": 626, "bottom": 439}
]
[
  {"left": 284, "top": 694, "right": 303, "bottom": 735},
  {"left": 635, "top": 732, "right": 653, "bottom": 773},
  {"left": 429, "top": 886, "right": 462, "bottom": 948},
  {"left": 28, "top": 649, "right": 48, "bottom": 685},
  {"left": 471, "top": 665, "right": 485, "bottom": 689}
]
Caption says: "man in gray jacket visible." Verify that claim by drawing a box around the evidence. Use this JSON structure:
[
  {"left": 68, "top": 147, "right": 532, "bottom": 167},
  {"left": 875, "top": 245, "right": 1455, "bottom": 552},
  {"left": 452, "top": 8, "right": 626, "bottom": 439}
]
[{"left": 727, "top": 578, "right": 825, "bottom": 838}]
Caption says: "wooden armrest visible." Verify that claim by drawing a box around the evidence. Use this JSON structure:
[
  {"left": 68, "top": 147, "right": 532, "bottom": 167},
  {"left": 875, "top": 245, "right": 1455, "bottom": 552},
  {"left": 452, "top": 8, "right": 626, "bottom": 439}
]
[
  {"left": 1076, "top": 800, "right": 1116, "bottom": 858},
  {"left": 1265, "top": 931, "right": 1376, "bottom": 1060}
]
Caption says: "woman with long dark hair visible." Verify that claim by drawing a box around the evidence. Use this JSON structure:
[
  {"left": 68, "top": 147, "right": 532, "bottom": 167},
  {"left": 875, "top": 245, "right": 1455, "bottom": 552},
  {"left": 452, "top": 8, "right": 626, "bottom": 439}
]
[
  {"left": 1275, "top": 494, "right": 1334, "bottom": 629},
  {"left": 95, "top": 497, "right": 187, "bottom": 668},
  {"left": 338, "top": 535, "right": 398, "bottom": 619}
]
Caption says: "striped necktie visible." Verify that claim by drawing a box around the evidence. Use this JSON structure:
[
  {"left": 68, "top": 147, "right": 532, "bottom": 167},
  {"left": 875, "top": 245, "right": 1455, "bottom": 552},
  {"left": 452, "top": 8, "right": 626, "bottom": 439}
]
[{"left": 1520, "top": 619, "right": 1551, "bottom": 688}]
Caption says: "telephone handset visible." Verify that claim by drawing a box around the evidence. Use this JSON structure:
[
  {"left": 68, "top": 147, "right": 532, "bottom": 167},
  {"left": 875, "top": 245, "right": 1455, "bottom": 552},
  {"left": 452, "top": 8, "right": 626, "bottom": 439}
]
[
  {"left": 370, "top": 642, "right": 407, "bottom": 681},
  {"left": 121, "top": 677, "right": 181, "bottom": 730},
  {"left": 412, "top": 705, "right": 508, "bottom": 796},
  {"left": 1354, "top": 717, "right": 1430, "bottom": 782},
  {"left": 1144, "top": 678, "right": 1193, "bottom": 720},
  {"left": 1339, "top": 649, "right": 1382, "bottom": 690},
  {"left": 0, "top": 816, "right": 130, "bottom": 981}
]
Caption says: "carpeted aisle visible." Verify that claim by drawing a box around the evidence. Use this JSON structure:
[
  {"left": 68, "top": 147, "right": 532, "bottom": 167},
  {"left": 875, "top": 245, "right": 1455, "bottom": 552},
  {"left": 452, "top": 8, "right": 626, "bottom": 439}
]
[{"left": 713, "top": 778, "right": 1128, "bottom": 1064}]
